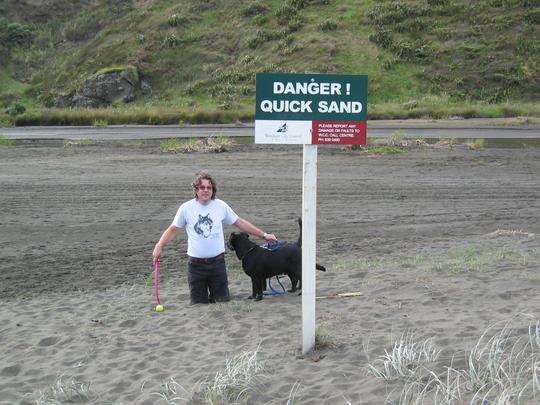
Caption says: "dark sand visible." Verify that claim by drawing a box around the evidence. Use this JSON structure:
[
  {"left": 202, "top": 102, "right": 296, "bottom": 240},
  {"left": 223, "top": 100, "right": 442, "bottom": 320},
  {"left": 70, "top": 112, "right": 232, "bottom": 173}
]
[{"left": 1, "top": 139, "right": 539, "bottom": 404}]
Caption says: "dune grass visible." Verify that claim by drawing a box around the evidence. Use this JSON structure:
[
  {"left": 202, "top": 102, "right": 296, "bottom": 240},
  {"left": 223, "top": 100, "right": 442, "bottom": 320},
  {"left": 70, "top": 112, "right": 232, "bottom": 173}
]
[
  {"left": 465, "top": 138, "right": 486, "bottom": 150},
  {"left": 367, "top": 332, "right": 441, "bottom": 381},
  {"left": 315, "top": 325, "right": 338, "bottom": 350},
  {"left": 150, "top": 377, "right": 189, "bottom": 405},
  {"left": 200, "top": 348, "right": 264, "bottom": 404},
  {"left": 286, "top": 381, "right": 301, "bottom": 405},
  {"left": 334, "top": 243, "right": 540, "bottom": 275},
  {"left": 375, "top": 317, "right": 540, "bottom": 404},
  {"left": 62, "top": 138, "right": 95, "bottom": 148},
  {"left": 149, "top": 348, "right": 264, "bottom": 405},
  {"left": 25, "top": 375, "right": 94, "bottom": 404},
  {"left": 159, "top": 136, "right": 233, "bottom": 153},
  {"left": 432, "top": 245, "right": 539, "bottom": 274},
  {"left": 23, "top": 320, "right": 540, "bottom": 404},
  {"left": 367, "top": 145, "right": 407, "bottom": 155}
]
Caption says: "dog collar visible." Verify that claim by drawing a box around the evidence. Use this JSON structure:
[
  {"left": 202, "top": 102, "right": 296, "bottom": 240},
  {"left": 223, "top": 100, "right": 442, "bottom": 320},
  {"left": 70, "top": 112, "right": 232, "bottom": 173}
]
[{"left": 240, "top": 245, "right": 257, "bottom": 261}]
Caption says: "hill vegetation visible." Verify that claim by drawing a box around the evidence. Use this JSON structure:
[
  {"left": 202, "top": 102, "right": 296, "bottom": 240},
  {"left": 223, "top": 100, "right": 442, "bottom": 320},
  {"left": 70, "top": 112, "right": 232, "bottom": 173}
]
[{"left": 0, "top": 0, "right": 539, "bottom": 125}]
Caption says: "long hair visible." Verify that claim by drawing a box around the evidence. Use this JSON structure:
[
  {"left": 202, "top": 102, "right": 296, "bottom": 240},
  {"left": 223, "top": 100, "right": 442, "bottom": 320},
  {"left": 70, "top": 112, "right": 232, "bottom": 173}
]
[{"left": 191, "top": 170, "right": 217, "bottom": 200}]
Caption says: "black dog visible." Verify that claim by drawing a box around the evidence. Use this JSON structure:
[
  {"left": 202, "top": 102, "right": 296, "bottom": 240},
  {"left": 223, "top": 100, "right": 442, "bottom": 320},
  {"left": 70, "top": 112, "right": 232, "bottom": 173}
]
[{"left": 227, "top": 218, "right": 326, "bottom": 301}]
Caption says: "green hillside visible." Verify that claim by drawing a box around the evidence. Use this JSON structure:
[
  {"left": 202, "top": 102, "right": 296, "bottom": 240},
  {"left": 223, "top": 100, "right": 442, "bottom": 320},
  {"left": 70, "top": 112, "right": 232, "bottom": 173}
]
[{"left": 1, "top": 0, "right": 539, "bottom": 125}]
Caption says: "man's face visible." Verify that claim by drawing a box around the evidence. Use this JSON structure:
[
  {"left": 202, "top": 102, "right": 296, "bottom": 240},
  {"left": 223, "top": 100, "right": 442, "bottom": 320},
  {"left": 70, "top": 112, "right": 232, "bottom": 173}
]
[{"left": 196, "top": 179, "right": 213, "bottom": 204}]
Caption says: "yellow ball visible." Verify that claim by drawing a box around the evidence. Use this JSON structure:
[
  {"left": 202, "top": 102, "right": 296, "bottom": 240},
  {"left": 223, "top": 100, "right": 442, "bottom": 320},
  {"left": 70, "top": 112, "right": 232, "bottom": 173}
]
[{"left": 155, "top": 304, "right": 164, "bottom": 312}]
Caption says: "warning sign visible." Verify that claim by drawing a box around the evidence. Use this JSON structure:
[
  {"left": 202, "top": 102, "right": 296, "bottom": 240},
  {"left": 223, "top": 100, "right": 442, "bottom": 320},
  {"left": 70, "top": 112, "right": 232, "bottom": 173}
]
[{"left": 255, "top": 73, "right": 368, "bottom": 145}]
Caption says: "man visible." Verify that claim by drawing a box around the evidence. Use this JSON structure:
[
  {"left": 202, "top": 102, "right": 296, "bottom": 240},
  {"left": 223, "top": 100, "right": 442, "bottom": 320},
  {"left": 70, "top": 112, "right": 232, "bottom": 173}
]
[{"left": 153, "top": 170, "right": 277, "bottom": 304}]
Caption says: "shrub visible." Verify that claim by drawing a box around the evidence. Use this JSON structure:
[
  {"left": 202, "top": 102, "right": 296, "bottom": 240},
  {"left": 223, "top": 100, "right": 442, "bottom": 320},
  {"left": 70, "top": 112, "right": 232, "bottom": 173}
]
[
  {"left": 0, "top": 92, "right": 18, "bottom": 108},
  {"left": 163, "top": 33, "right": 181, "bottom": 47},
  {"left": 252, "top": 14, "right": 268, "bottom": 25},
  {"left": 167, "top": 14, "right": 188, "bottom": 27},
  {"left": 317, "top": 20, "right": 338, "bottom": 31},
  {"left": 0, "top": 21, "right": 34, "bottom": 48},
  {"left": 63, "top": 12, "right": 103, "bottom": 42},
  {"left": 275, "top": 4, "right": 298, "bottom": 25},
  {"left": 247, "top": 30, "right": 280, "bottom": 48},
  {"left": 241, "top": 2, "right": 270, "bottom": 17},
  {"left": 427, "top": 0, "right": 448, "bottom": 5},
  {"left": 369, "top": 29, "right": 394, "bottom": 49},
  {"left": 524, "top": 8, "right": 540, "bottom": 24},
  {"left": 368, "top": 2, "right": 425, "bottom": 25},
  {"left": 287, "top": 0, "right": 307, "bottom": 9},
  {"left": 5, "top": 102, "right": 26, "bottom": 116},
  {"left": 282, "top": 17, "right": 304, "bottom": 32}
]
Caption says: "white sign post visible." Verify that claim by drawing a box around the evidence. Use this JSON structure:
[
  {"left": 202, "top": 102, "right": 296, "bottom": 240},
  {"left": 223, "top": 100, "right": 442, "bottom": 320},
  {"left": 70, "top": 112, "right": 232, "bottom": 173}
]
[
  {"left": 255, "top": 73, "right": 367, "bottom": 354},
  {"left": 301, "top": 144, "right": 318, "bottom": 353}
]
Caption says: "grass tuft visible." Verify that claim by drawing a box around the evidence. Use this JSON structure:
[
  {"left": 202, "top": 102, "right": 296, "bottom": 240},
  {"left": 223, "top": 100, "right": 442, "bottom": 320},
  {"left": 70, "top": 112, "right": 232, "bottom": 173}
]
[
  {"left": 491, "top": 228, "right": 535, "bottom": 238},
  {"left": 159, "top": 136, "right": 233, "bottom": 153},
  {"left": 63, "top": 138, "right": 95, "bottom": 148},
  {"left": 0, "top": 134, "right": 15, "bottom": 145},
  {"left": 286, "top": 381, "right": 301, "bottom": 405},
  {"left": 367, "top": 332, "right": 441, "bottom": 380},
  {"left": 25, "top": 375, "right": 94, "bottom": 404},
  {"left": 199, "top": 348, "right": 264, "bottom": 404},
  {"left": 368, "top": 145, "right": 406, "bottom": 154},
  {"left": 92, "top": 119, "right": 108, "bottom": 128},
  {"left": 150, "top": 377, "right": 188, "bottom": 405},
  {"left": 386, "top": 317, "right": 540, "bottom": 403},
  {"left": 465, "top": 138, "right": 485, "bottom": 150},
  {"left": 315, "top": 326, "right": 338, "bottom": 350}
]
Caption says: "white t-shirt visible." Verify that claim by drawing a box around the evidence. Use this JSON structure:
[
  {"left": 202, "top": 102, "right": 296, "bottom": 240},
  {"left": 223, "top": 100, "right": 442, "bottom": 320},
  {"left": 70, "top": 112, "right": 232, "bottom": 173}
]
[{"left": 172, "top": 198, "right": 239, "bottom": 258}]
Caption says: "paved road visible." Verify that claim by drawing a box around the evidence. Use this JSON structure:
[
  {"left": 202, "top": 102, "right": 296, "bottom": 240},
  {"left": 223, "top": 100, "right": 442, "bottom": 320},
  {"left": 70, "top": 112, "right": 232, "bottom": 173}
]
[{"left": 1, "top": 118, "right": 539, "bottom": 140}]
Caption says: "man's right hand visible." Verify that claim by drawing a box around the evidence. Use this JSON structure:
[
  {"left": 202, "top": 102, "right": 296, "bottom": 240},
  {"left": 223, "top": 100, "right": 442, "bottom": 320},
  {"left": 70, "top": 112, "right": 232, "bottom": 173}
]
[
  {"left": 152, "top": 224, "right": 178, "bottom": 262},
  {"left": 153, "top": 244, "right": 162, "bottom": 262}
]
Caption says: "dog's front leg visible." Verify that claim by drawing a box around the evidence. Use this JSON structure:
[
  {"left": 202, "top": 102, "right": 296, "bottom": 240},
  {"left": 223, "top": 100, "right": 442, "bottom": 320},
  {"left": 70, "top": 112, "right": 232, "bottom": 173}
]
[
  {"left": 253, "top": 278, "right": 263, "bottom": 301},
  {"left": 249, "top": 277, "right": 263, "bottom": 300}
]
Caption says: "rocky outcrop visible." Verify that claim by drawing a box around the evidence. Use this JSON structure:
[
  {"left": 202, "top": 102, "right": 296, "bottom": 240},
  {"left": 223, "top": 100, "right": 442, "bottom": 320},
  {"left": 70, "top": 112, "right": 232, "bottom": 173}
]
[{"left": 52, "top": 65, "right": 147, "bottom": 108}]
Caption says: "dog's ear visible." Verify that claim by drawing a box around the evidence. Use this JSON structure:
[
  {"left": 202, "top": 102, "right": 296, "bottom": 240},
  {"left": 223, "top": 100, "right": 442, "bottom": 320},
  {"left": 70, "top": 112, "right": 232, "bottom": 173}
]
[{"left": 227, "top": 233, "right": 235, "bottom": 250}]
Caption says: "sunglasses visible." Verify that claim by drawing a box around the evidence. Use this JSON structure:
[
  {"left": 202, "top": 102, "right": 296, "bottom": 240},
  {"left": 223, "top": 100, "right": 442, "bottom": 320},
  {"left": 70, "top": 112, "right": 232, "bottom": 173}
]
[{"left": 197, "top": 185, "right": 213, "bottom": 190}]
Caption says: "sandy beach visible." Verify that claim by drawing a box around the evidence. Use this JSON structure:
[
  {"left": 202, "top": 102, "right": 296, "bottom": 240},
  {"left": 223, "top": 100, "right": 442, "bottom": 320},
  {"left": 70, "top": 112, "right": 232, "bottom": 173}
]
[{"left": 1, "top": 138, "right": 539, "bottom": 404}]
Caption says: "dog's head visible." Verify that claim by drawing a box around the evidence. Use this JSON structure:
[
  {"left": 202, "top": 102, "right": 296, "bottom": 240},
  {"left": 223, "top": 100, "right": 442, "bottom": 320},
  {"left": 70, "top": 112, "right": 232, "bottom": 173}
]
[{"left": 227, "top": 231, "right": 250, "bottom": 251}]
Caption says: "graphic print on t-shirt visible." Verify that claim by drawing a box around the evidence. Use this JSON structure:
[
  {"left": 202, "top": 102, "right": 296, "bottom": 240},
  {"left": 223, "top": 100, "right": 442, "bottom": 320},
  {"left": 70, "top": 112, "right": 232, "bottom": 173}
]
[{"left": 194, "top": 214, "right": 213, "bottom": 238}]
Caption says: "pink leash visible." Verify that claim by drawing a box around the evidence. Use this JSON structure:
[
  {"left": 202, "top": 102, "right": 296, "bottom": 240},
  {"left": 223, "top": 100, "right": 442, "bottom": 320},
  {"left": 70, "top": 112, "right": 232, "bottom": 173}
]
[{"left": 154, "top": 259, "right": 161, "bottom": 305}]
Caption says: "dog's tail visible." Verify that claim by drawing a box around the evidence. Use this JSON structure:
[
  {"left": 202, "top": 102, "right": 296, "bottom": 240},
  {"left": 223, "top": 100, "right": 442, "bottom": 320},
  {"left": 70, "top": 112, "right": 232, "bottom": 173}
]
[
  {"left": 316, "top": 264, "right": 326, "bottom": 272},
  {"left": 297, "top": 217, "right": 302, "bottom": 247}
]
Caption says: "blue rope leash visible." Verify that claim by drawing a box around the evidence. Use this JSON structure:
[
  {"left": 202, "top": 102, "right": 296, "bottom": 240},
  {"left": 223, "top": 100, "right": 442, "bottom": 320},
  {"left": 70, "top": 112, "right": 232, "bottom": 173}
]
[
  {"left": 261, "top": 240, "right": 287, "bottom": 295},
  {"left": 269, "top": 275, "right": 287, "bottom": 294},
  {"left": 261, "top": 240, "right": 281, "bottom": 251}
]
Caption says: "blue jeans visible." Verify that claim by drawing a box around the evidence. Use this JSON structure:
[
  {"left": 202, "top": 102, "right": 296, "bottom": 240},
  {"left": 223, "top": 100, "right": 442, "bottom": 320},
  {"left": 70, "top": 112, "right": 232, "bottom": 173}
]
[{"left": 187, "top": 258, "right": 229, "bottom": 304}]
